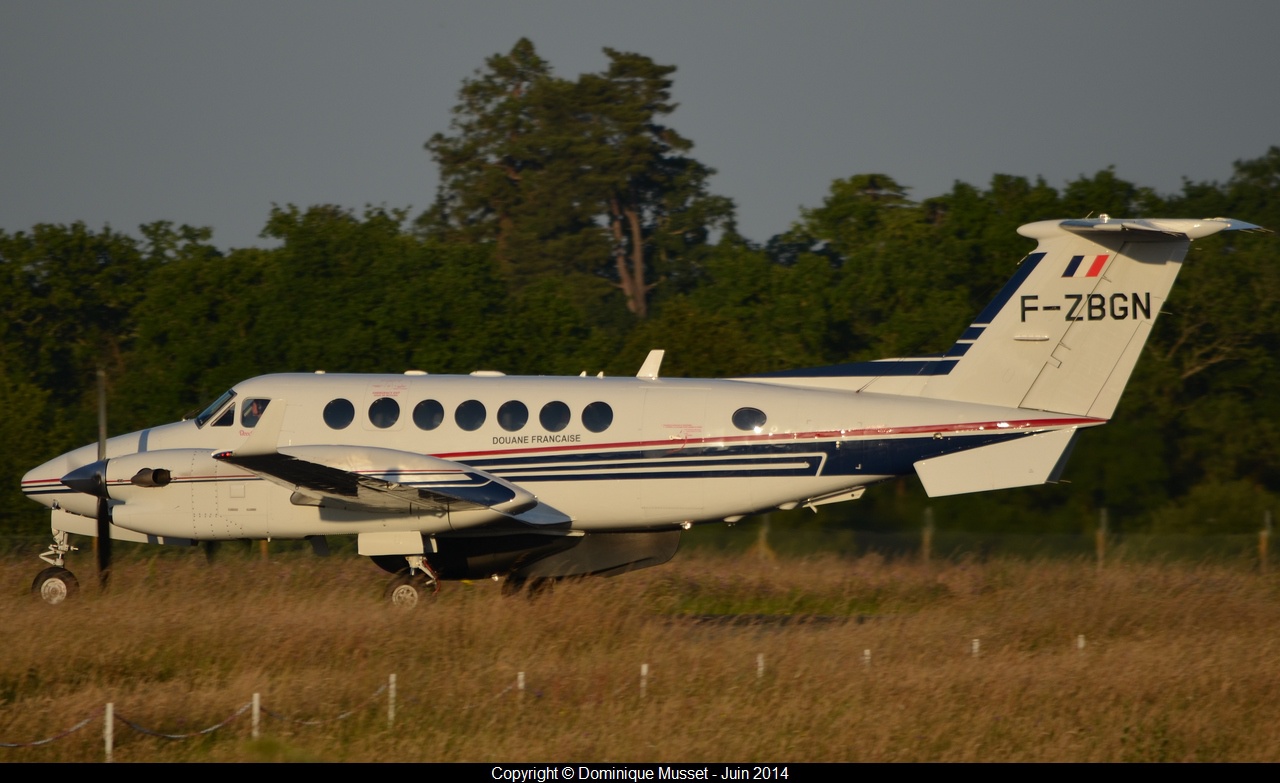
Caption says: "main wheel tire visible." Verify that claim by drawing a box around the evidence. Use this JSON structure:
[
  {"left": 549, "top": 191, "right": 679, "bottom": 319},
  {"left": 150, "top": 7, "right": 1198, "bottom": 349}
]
[
  {"left": 384, "top": 570, "right": 434, "bottom": 607},
  {"left": 32, "top": 567, "right": 79, "bottom": 605}
]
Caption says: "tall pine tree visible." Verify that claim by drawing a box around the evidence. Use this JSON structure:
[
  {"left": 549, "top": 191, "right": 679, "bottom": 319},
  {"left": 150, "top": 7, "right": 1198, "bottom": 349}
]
[{"left": 422, "top": 40, "right": 733, "bottom": 317}]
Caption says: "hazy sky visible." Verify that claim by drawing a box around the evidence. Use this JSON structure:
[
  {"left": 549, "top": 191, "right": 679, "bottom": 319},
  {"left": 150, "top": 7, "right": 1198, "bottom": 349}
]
[{"left": 3, "top": 1, "right": 1278, "bottom": 250}]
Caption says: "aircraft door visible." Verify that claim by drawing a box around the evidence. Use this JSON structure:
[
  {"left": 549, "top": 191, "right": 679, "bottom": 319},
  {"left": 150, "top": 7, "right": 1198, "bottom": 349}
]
[{"left": 363, "top": 381, "right": 409, "bottom": 432}]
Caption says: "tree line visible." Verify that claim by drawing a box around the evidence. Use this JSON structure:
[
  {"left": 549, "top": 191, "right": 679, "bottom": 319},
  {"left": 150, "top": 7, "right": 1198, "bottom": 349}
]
[{"left": 2, "top": 39, "right": 1277, "bottom": 538}]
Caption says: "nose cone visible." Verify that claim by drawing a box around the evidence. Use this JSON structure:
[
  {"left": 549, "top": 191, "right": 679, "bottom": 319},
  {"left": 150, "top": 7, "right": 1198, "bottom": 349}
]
[
  {"left": 21, "top": 461, "right": 69, "bottom": 508},
  {"left": 22, "top": 444, "right": 107, "bottom": 516},
  {"left": 62, "top": 460, "right": 109, "bottom": 497}
]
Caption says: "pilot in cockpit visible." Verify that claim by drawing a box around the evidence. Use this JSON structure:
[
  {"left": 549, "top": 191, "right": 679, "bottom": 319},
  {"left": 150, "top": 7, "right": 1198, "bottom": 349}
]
[{"left": 241, "top": 398, "right": 268, "bottom": 428}]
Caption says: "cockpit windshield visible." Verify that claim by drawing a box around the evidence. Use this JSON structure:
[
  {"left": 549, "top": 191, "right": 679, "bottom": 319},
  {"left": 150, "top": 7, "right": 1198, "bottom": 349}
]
[{"left": 195, "top": 389, "right": 237, "bottom": 428}]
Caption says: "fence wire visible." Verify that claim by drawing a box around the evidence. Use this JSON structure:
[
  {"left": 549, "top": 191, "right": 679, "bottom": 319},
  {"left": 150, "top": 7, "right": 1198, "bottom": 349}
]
[
  {"left": 0, "top": 714, "right": 95, "bottom": 748},
  {"left": 117, "top": 701, "right": 252, "bottom": 739},
  {"left": 261, "top": 682, "right": 388, "bottom": 726}
]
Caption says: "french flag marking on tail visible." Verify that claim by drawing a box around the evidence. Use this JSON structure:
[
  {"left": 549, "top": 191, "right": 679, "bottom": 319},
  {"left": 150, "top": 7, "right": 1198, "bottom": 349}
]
[{"left": 1062, "top": 254, "right": 1110, "bottom": 278}]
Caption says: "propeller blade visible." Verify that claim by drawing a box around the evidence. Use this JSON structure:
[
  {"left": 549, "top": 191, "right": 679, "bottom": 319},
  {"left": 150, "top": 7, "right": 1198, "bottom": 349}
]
[
  {"left": 96, "top": 368, "right": 110, "bottom": 589},
  {"left": 97, "top": 496, "right": 111, "bottom": 588}
]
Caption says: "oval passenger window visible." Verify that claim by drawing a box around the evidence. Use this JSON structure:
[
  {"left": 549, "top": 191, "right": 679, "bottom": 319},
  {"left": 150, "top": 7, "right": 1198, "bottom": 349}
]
[
  {"left": 498, "top": 400, "right": 529, "bottom": 432},
  {"left": 324, "top": 399, "right": 355, "bottom": 430},
  {"left": 369, "top": 397, "right": 400, "bottom": 429},
  {"left": 455, "top": 400, "right": 487, "bottom": 431},
  {"left": 732, "top": 407, "right": 767, "bottom": 431},
  {"left": 582, "top": 401, "right": 613, "bottom": 433},
  {"left": 413, "top": 399, "right": 444, "bottom": 431},
  {"left": 540, "top": 401, "right": 570, "bottom": 432}
]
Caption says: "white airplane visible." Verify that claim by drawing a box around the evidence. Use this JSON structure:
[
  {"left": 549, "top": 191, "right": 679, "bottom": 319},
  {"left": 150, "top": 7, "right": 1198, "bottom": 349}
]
[{"left": 20, "top": 216, "right": 1267, "bottom": 605}]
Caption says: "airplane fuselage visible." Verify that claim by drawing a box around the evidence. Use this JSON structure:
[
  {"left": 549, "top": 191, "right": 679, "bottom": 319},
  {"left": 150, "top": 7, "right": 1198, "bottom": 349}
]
[{"left": 23, "top": 371, "right": 1096, "bottom": 542}]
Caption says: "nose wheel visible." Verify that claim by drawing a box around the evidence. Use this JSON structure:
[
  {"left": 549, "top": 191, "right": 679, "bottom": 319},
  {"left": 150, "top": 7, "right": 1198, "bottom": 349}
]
[
  {"left": 34, "top": 530, "right": 80, "bottom": 605},
  {"left": 32, "top": 567, "right": 80, "bottom": 605}
]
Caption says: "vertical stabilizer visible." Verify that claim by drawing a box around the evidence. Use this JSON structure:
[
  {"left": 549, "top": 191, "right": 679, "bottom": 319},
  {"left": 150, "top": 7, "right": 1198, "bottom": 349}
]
[{"left": 870, "top": 217, "right": 1264, "bottom": 418}]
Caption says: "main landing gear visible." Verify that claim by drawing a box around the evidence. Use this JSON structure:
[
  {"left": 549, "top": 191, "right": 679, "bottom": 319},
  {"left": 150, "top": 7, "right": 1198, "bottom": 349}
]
[
  {"left": 32, "top": 530, "right": 80, "bottom": 605},
  {"left": 32, "top": 566, "right": 79, "bottom": 604},
  {"left": 384, "top": 555, "right": 440, "bottom": 608}
]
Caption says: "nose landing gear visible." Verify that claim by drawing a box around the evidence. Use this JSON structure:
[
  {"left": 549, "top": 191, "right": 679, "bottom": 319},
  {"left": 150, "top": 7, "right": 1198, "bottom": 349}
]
[
  {"left": 33, "top": 529, "right": 80, "bottom": 605},
  {"left": 32, "top": 566, "right": 79, "bottom": 605}
]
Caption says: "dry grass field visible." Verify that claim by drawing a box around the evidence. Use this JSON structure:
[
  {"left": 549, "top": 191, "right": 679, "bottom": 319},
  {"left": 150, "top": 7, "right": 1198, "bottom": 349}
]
[{"left": 2, "top": 545, "right": 1279, "bottom": 762}]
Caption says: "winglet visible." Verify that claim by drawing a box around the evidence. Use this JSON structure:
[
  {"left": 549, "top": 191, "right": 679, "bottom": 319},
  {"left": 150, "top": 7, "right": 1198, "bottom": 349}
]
[{"left": 636, "top": 349, "right": 665, "bottom": 380}]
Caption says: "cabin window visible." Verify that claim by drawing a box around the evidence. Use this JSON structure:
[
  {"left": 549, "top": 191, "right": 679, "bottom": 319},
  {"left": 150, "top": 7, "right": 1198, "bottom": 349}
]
[
  {"left": 498, "top": 401, "right": 529, "bottom": 432},
  {"left": 324, "top": 398, "right": 355, "bottom": 430},
  {"left": 241, "top": 399, "right": 271, "bottom": 428},
  {"left": 732, "top": 407, "right": 767, "bottom": 432},
  {"left": 455, "top": 400, "right": 486, "bottom": 431},
  {"left": 539, "top": 401, "right": 570, "bottom": 432},
  {"left": 582, "top": 401, "right": 613, "bottom": 433},
  {"left": 369, "top": 397, "right": 400, "bottom": 429},
  {"left": 413, "top": 399, "right": 444, "bottom": 431}
]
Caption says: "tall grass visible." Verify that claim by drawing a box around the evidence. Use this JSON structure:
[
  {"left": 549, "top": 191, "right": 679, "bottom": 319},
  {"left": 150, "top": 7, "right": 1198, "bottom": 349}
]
[{"left": 2, "top": 548, "right": 1279, "bottom": 761}]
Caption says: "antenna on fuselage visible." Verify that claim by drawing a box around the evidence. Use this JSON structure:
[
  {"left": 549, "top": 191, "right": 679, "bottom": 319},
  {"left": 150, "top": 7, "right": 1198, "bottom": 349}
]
[{"left": 636, "top": 349, "right": 665, "bottom": 380}]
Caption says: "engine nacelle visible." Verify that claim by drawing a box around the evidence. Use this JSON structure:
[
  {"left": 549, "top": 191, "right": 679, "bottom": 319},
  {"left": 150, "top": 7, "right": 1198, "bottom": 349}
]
[{"left": 105, "top": 449, "right": 266, "bottom": 539}]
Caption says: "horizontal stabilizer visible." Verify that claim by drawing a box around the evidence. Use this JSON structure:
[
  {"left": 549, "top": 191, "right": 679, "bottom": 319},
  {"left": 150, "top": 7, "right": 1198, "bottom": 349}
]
[
  {"left": 914, "top": 427, "right": 1079, "bottom": 497},
  {"left": 1055, "top": 217, "right": 1270, "bottom": 238}
]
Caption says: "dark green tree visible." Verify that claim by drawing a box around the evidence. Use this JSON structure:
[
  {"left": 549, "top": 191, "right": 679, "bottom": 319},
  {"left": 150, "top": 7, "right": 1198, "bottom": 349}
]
[
  {"left": 778, "top": 174, "right": 973, "bottom": 360},
  {"left": 422, "top": 38, "right": 577, "bottom": 280},
  {"left": 570, "top": 48, "right": 734, "bottom": 317},
  {"left": 423, "top": 40, "right": 734, "bottom": 317}
]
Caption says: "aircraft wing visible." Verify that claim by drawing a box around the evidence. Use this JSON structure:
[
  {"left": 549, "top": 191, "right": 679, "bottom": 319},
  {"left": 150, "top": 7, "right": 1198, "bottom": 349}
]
[
  {"left": 213, "top": 445, "right": 571, "bottom": 526},
  {"left": 210, "top": 397, "right": 568, "bottom": 526}
]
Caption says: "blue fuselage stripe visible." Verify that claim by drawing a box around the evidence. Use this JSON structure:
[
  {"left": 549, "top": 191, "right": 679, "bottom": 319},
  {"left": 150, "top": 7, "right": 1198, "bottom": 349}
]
[{"left": 466, "top": 432, "right": 1029, "bottom": 480}]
